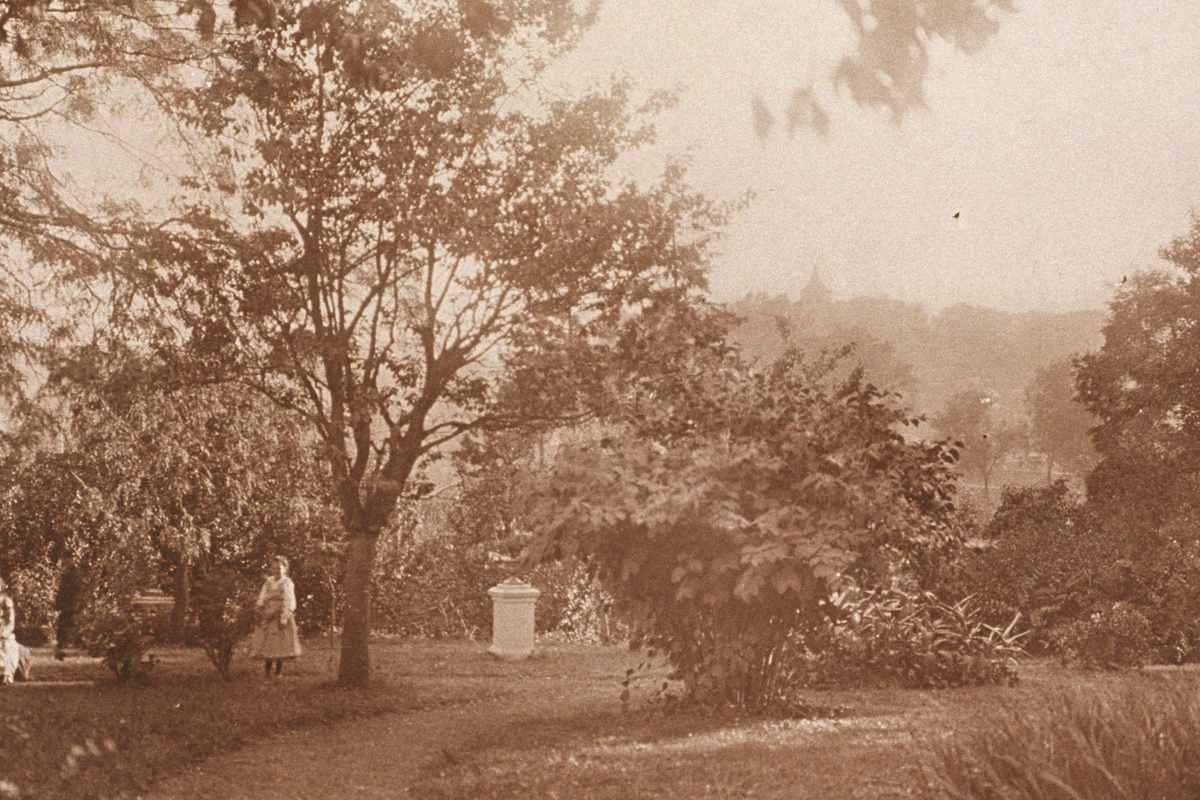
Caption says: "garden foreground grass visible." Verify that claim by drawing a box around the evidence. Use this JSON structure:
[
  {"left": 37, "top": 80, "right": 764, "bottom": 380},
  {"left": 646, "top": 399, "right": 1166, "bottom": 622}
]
[
  {"left": 0, "top": 639, "right": 499, "bottom": 800},
  {"left": 4, "top": 640, "right": 1198, "bottom": 800}
]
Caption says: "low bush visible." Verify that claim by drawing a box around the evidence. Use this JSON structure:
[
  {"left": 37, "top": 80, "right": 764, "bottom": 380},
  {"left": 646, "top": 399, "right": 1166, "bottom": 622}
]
[
  {"left": 1048, "top": 602, "right": 1153, "bottom": 670},
  {"left": 924, "top": 676, "right": 1200, "bottom": 799},
  {"left": 74, "top": 594, "right": 170, "bottom": 684},
  {"left": 370, "top": 523, "right": 615, "bottom": 642},
  {"left": 372, "top": 531, "right": 504, "bottom": 639},
  {"left": 186, "top": 567, "right": 259, "bottom": 679},
  {"left": 791, "top": 588, "right": 1023, "bottom": 690}
]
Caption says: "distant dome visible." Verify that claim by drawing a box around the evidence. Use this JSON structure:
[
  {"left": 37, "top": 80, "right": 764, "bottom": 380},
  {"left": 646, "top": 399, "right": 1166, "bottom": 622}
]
[{"left": 800, "top": 268, "right": 831, "bottom": 306}]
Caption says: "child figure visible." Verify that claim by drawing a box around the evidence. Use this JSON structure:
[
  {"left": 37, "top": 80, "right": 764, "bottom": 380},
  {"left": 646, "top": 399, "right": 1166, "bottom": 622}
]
[{"left": 249, "top": 556, "right": 301, "bottom": 677}]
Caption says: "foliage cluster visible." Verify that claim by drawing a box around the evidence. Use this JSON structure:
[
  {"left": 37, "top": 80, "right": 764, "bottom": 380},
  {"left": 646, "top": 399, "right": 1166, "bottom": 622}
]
[
  {"left": 1024, "top": 358, "right": 1096, "bottom": 481},
  {"left": 943, "top": 480, "right": 1200, "bottom": 668},
  {"left": 527, "top": 304, "right": 966, "bottom": 707},
  {"left": 369, "top": 533, "right": 612, "bottom": 642},
  {"left": 926, "top": 677, "right": 1200, "bottom": 800},
  {"left": 371, "top": 527, "right": 504, "bottom": 640},
  {"left": 6, "top": 558, "right": 58, "bottom": 633},
  {"left": 932, "top": 389, "right": 1026, "bottom": 504},
  {"left": 529, "top": 560, "right": 620, "bottom": 644},
  {"left": 0, "top": 377, "right": 341, "bottom": 676},
  {"left": 369, "top": 484, "right": 616, "bottom": 642},
  {"left": 792, "top": 588, "right": 1021, "bottom": 690},
  {"left": 940, "top": 482, "right": 1096, "bottom": 650},
  {"left": 1047, "top": 603, "right": 1153, "bottom": 671}
]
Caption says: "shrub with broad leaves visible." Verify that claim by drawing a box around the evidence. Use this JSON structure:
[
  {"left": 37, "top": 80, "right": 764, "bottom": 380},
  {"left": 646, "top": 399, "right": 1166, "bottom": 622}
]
[
  {"left": 792, "top": 588, "right": 1023, "bottom": 689},
  {"left": 526, "top": 324, "right": 966, "bottom": 709}
]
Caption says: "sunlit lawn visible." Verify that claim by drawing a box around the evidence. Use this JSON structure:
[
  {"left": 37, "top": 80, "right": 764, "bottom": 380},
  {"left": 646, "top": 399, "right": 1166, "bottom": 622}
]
[{"left": 407, "top": 660, "right": 1191, "bottom": 800}]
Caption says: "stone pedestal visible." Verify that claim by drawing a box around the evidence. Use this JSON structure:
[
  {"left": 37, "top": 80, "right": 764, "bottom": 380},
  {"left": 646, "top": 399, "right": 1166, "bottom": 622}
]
[{"left": 488, "top": 578, "right": 540, "bottom": 659}]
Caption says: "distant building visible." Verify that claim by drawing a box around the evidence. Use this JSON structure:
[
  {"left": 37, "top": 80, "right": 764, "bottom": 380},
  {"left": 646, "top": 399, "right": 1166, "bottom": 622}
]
[{"left": 799, "top": 268, "right": 832, "bottom": 307}]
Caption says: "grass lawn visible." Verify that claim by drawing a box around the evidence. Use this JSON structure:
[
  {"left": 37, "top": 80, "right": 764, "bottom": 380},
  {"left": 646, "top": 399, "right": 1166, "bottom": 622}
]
[
  {"left": 407, "top": 660, "right": 1194, "bottom": 800},
  {"left": 0, "top": 637, "right": 499, "bottom": 800},
  {"left": 5, "top": 637, "right": 1197, "bottom": 800}
]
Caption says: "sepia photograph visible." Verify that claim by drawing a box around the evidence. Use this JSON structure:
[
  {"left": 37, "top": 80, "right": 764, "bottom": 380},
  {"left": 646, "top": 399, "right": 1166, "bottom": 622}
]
[{"left": 1, "top": 0, "right": 1199, "bottom": 797}]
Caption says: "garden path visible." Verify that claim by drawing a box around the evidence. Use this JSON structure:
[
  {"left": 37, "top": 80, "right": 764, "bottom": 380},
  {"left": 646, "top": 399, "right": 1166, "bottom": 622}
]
[
  {"left": 139, "top": 645, "right": 633, "bottom": 800},
  {"left": 137, "top": 646, "right": 1133, "bottom": 800}
]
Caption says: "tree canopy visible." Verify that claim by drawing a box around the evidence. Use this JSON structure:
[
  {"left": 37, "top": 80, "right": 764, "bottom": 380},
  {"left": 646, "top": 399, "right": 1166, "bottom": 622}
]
[
  {"left": 99, "top": 0, "right": 727, "bottom": 685},
  {"left": 1025, "top": 358, "right": 1095, "bottom": 483},
  {"left": 1076, "top": 216, "right": 1200, "bottom": 528},
  {"left": 933, "top": 389, "right": 1024, "bottom": 503}
]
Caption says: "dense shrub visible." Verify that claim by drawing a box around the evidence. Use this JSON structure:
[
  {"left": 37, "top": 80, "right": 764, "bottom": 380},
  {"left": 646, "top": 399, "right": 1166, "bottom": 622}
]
[
  {"left": 528, "top": 340, "right": 965, "bottom": 709},
  {"left": 1122, "top": 520, "right": 1200, "bottom": 664},
  {"left": 792, "top": 588, "right": 1022, "bottom": 690},
  {"left": 530, "top": 560, "right": 621, "bottom": 643},
  {"left": 940, "top": 481, "right": 1097, "bottom": 652},
  {"left": 369, "top": 529, "right": 612, "bottom": 642},
  {"left": 1048, "top": 602, "right": 1153, "bottom": 670},
  {"left": 70, "top": 546, "right": 169, "bottom": 682},
  {"left": 366, "top": 447, "right": 615, "bottom": 642},
  {"left": 925, "top": 677, "right": 1200, "bottom": 799},
  {"left": 948, "top": 484, "right": 1200, "bottom": 667},
  {"left": 371, "top": 530, "right": 504, "bottom": 639},
  {"left": 187, "top": 567, "right": 259, "bottom": 679},
  {"left": 7, "top": 560, "right": 58, "bottom": 632},
  {"left": 78, "top": 607, "right": 166, "bottom": 685}
]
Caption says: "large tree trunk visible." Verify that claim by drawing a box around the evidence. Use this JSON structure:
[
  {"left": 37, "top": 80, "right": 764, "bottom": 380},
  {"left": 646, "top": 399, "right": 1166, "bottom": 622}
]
[{"left": 337, "top": 532, "right": 379, "bottom": 687}]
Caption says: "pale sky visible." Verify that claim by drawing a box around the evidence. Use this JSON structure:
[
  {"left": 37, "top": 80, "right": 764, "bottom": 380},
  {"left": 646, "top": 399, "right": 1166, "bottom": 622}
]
[{"left": 553, "top": 0, "right": 1200, "bottom": 313}]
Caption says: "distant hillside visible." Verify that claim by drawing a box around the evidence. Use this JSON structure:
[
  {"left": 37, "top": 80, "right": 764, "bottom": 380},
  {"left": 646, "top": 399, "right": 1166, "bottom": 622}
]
[{"left": 726, "top": 282, "right": 1105, "bottom": 422}]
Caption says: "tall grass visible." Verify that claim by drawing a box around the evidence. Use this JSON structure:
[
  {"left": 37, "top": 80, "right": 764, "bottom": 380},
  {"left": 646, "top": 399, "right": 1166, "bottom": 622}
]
[{"left": 925, "top": 674, "right": 1200, "bottom": 799}]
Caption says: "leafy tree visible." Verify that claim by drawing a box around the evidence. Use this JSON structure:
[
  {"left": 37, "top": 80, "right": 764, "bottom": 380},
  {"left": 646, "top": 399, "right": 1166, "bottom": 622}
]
[
  {"left": 1025, "top": 358, "right": 1095, "bottom": 483},
  {"left": 1031, "top": 216, "right": 1200, "bottom": 664},
  {"left": 525, "top": 305, "right": 962, "bottom": 707},
  {"left": 109, "top": 0, "right": 725, "bottom": 686},
  {"left": 0, "top": 355, "right": 339, "bottom": 675},
  {"left": 1075, "top": 224, "right": 1200, "bottom": 529},
  {"left": 933, "top": 389, "right": 1025, "bottom": 503}
]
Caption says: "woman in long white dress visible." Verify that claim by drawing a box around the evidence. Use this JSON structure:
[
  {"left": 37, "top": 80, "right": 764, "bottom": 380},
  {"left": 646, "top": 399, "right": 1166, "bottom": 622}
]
[
  {"left": 249, "top": 556, "right": 301, "bottom": 677},
  {"left": 0, "top": 580, "right": 25, "bottom": 683}
]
